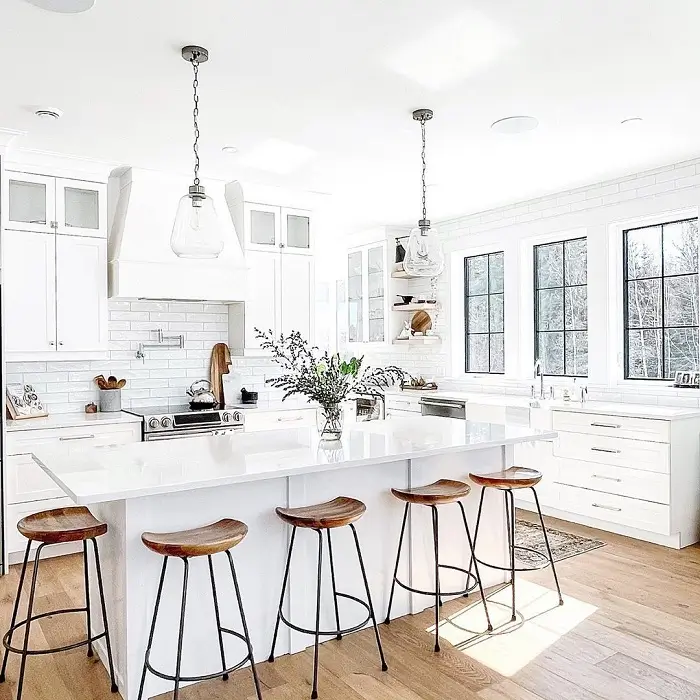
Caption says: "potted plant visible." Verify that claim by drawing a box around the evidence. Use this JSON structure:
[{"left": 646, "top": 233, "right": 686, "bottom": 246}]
[{"left": 256, "top": 329, "right": 404, "bottom": 440}]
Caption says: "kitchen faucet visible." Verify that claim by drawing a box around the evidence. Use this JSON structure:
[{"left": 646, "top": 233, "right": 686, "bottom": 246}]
[{"left": 533, "top": 359, "right": 545, "bottom": 400}]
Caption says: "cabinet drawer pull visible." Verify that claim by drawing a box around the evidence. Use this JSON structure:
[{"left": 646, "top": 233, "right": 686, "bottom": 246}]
[
  {"left": 591, "top": 422, "right": 621, "bottom": 429},
  {"left": 592, "top": 474, "right": 622, "bottom": 482},
  {"left": 592, "top": 503, "right": 622, "bottom": 512},
  {"left": 277, "top": 416, "right": 303, "bottom": 422},
  {"left": 591, "top": 447, "right": 621, "bottom": 454},
  {"left": 59, "top": 434, "right": 95, "bottom": 441}
]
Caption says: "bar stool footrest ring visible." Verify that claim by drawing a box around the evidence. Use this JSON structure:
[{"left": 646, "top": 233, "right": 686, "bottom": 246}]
[
  {"left": 144, "top": 627, "right": 252, "bottom": 684},
  {"left": 475, "top": 546, "right": 553, "bottom": 573},
  {"left": 278, "top": 592, "right": 371, "bottom": 637},
  {"left": 2, "top": 608, "right": 107, "bottom": 656},
  {"left": 393, "top": 563, "right": 478, "bottom": 597}
]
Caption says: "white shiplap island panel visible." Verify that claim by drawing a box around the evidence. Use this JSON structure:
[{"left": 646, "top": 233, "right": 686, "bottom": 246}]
[{"left": 32, "top": 417, "right": 556, "bottom": 700}]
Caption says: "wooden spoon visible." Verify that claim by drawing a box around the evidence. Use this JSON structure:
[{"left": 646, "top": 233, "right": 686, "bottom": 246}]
[{"left": 116, "top": 379, "right": 126, "bottom": 389}]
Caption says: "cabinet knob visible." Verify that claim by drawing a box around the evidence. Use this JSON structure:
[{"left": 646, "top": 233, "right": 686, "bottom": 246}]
[
  {"left": 58, "top": 341, "right": 64, "bottom": 346},
  {"left": 48, "top": 341, "right": 55, "bottom": 346},
  {"left": 279, "top": 242, "right": 285, "bottom": 248}
]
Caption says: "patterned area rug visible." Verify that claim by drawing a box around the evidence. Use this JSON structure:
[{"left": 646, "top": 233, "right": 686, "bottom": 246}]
[{"left": 514, "top": 519, "right": 605, "bottom": 567}]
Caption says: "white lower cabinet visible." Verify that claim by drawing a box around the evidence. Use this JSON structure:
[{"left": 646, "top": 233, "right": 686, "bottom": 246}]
[
  {"left": 5, "top": 421, "right": 141, "bottom": 562},
  {"left": 243, "top": 408, "right": 316, "bottom": 432}
]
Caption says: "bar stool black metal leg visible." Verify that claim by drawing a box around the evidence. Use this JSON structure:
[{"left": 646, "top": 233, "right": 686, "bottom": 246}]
[
  {"left": 269, "top": 526, "right": 297, "bottom": 663},
  {"left": 466, "top": 487, "right": 486, "bottom": 594},
  {"left": 226, "top": 550, "right": 264, "bottom": 700},
  {"left": 208, "top": 554, "right": 229, "bottom": 681},
  {"left": 349, "top": 524, "right": 388, "bottom": 672},
  {"left": 532, "top": 488, "right": 564, "bottom": 606},
  {"left": 326, "top": 529, "right": 343, "bottom": 640},
  {"left": 457, "top": 502, "right": 493, "bottom": 632},
  {"left": 91, "top": 538, "right": 118, "bottom": 692},
  {"left": 172, "top": 557, "right": 190, "bottom": 700},
  {"left": 16, "top": 543, "right": 44, "bottom": 700},
  {"left": 504, "top": 490, "right": 513, "bottom": 554},
  {"left": 83, "top": 541, "right": 93, "bottom": 658},
  {"left": 0, "top": 540, "right": 32, "bottom": 683},
  {"left": 384, "top": 502, "right": 409, "bottom": 624},
  {"left": 506, "top": 490, "right": 516, "bottom": 622},
  {"left": 311, "top": 529, "right": 323, "bottom": 700},
  {"left": 137, "top": 557, "right": 169, "bottom": 700},
  {"left": 431, "top": 505, "right": 441, "bottom": 652}
]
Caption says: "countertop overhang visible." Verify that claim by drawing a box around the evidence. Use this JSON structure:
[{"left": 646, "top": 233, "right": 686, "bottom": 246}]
[{"left": 32, "top": 416, "right": 556, "bottom": 504}]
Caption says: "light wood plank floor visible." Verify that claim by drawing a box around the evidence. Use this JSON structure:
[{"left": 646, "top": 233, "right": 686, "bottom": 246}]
[{"left": 0, "top": 513, "right": 699, "bottom": 699}]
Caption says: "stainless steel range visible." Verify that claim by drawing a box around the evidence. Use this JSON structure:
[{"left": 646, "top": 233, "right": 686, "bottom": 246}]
[{"left": 123, "top": 405, "right": 244, "bottom": 441}]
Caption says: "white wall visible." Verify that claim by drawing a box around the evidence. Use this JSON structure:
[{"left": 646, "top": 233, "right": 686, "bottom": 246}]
[
  {"left": 359, "top": 157, "right": 700, "bottom": 408},
  {"left": 6, "top": 300, "right": 285, "bottom": 413}
]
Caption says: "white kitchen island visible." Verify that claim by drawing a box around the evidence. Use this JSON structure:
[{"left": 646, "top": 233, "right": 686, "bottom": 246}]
[{"left": 32, "top": 416, "right": 556, "bottom": 700}]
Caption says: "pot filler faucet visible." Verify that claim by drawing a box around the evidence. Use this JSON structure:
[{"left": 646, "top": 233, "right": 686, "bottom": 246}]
[{"left": 533, "top": 359, "right": 545, "bottom": 400}]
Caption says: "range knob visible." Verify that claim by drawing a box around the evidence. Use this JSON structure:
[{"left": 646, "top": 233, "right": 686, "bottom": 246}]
[
  {"left": 161, "top": 416, "right": 173, "bottom": 429},
  {"left": 233, "top": 411, "right": 242, "bottom": 423},
  {"left": 222, "top": 411, "right": 232, "bottom": 423},
  {"left": 148, "top": 417, "right": 160, "bottom": 430}
]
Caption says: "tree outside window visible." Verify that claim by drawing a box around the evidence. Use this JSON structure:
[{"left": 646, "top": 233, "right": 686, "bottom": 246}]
[
  {"left": 534, "top": 238, "right": 588, "bottom": 376},
  {"left": 624, "top": 218, "right": 699, "bottom": 379}
]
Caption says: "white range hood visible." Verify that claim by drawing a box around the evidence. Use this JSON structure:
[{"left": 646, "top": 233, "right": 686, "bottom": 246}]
[{"left": 108, "top": 167, "right": 246, "bottom": 301}]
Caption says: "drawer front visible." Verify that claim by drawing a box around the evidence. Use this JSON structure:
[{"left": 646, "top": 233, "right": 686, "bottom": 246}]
[
  {"left": 385, "top": 398, "right": 422, "bottom": 413},
  {"left": 554, "top": 431, "right": 670, "bottom": 473},
  {"left": 552, "top": 410, "right": 669, "bottom": 443},
  {"left": 7, "top": 453, "right": 66, "bottom": 505},
  {"left": 556, "top": 458, "right": 670, "bottom": 504},
  {"left": 244, "top": 408, "right": 316, "bottom": 432},
  {"left": 6, "top": 496, "right": 75, "bottom": 556},
  {"left": 559, "top": 484, "right": 670, "bottom": 535},
  {"left": 6, "top": 422, "right": 141, "bottom": 455}
]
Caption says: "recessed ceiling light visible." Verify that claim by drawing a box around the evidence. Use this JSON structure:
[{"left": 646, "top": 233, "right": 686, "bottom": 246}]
[
  {"left": 34, "top": 108, "right": 63, "bottom": 121},
  {"left": 221, "top": 146, "right": 238, "bottom": 154},
  {"left": 491, "top": 116, "right": 539, "bottom": 134},
  {"left": 24, "top": 0, "right": 96, "bottom": 13},
  {"left": 621, "top": 117, "right": 643, "bottom": 126}
]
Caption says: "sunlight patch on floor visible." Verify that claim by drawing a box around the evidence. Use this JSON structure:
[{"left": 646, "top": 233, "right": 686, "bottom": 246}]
[{"left": 427, "top": 580, "right": 597, "bottom": 676}]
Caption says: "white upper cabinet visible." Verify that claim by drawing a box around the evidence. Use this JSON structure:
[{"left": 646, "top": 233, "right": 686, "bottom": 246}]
[
  {"left": 3, "top": 172, "right": 56, "bottom": 234},
  {"left": 3, "top": 230, "right": 57, "bottom": 353},
  {"left": 55, "top": 178, "right": 106, "bottom": 237},
  {"left": 56, "top": 235, "right": 108, "bottom": 351},
  {"left": 243, "top": 202, "right": 312, "bottom": 254},
  {"left": 280, "top": 254, "right": 313, "bottom": 338},
  {"left": 347, "top": 241, "right": 387, "bottom": 344},
  {"left": 2, "top": 172, "right": 106, "bottom": 237},
  {"left": 244, "top": 250, "right": 279, "bottom": 350}
]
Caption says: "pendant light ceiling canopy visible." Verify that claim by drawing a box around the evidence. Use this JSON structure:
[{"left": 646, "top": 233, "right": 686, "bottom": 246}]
[
  {"left": 402, "top": 108, "right": 445, "bottom": 278},
  {"left": 170, "top": 45, "right": 225, "bottom": 259}
]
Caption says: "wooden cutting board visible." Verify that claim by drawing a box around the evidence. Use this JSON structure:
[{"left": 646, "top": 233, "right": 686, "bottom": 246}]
[{"left": 209, "top": 343, "right": 231, "bottom": 406}]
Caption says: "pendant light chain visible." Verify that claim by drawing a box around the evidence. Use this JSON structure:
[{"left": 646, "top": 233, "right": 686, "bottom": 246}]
[
  {"left": 420, "top": 116, "right": 427, "bottom": 222},
  {"left": 191, "top": 55, "right": 201, "bottom": 186}
]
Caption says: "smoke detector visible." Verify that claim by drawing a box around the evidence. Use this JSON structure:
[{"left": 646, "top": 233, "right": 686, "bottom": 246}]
[{"left": 35, "top": 108, "right": 63, "bottom": 121}]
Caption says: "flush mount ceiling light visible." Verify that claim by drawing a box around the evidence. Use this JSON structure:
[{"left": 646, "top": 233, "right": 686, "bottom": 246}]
[
  {"left": 23, "top": 0, "right": 96, "bottom": 13},
  {"left": 221, "top": 145, "right": 238, "bottom": 154},
  {"left": 34, "top": 108, "right": 63, "bottom": 121},
  {"left": 621, "top": 117, "right": 644, "bottom": 126},
  {"left": 491, "top": 115, "right": 539, "bottom": 134},
  {"left": 170, "top": 45, "right": 225, "bottom": 260},
  {"left": 402, "top": 108, "right": 445, "bottom": 278}
]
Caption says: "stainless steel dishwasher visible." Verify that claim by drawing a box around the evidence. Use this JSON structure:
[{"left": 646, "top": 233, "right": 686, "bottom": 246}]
[{"left": 420, "top": 396, "right": 466, "bottom": 419}]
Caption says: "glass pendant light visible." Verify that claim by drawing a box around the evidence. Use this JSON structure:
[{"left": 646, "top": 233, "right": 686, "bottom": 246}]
[
  {"left": 171, "top": 46, "right": 225, "bottom": 259},
  {"left": 403, "top": 108, "right": 445, "bottom": 278}
]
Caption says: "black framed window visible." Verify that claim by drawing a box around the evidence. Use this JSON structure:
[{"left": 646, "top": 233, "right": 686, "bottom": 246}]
[
  {"left": 464, "top": 252, "right": 504, "bottom": 373},
  {"left": 624, "top": 218, "right": 699, "bottom": 379},
  {"left": 534, "top": 238, "right": 588, "bottom": 376}
]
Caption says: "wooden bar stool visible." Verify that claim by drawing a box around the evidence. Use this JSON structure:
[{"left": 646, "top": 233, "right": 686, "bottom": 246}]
[
  {"left": 384, "top": 479, "right": 493, "bottom": 652},
  {"left": 137, "top": 519, "right": 263, "bottom": 700},
  {"left": 268, "top": 497, "right": 387, "bottom": 700},
  {"left": 469, "top": 467, "right": 564, "bottom": 624},
  {"left": 0, "top": 506, "right": 117, "bottom": 700}
]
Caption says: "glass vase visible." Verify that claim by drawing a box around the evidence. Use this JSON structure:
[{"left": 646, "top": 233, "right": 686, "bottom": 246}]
[{"left": 317, "top": 403, "right": 344, "bottom": 441}]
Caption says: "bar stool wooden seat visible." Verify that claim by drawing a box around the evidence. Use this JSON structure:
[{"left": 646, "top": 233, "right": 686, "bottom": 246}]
[
  {"left": 137, "top": 519, "right": 262, "bottom": 700},
  {"left": 385, "top": 479, "right": 493, "bottom": 652},
  {"left": 269, "top": 497, "right": 387, "bottom": 699},
  {"left": 469, "top": 466, "right": 564, "bottom": 625},
  {"left": 0, "top": 506, "right": 117, "bottom": 700}
]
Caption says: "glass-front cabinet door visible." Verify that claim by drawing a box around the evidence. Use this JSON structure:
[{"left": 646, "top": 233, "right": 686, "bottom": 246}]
[
  {"left": 3, "top": 172, "right": 55, "bottom": 234},
  {"left": 347, "top": 242, "right": 387, "bottom": 345},
  {"left": 282, "top": 207, "right": 312, "bottom": 253},
  {"left": 347, "top": 250, "right": 364, "bottom": 343},
  {"left": 245, "top": 203, "right": 280, "bottom": 250},
  {"left": 367, "top": 245, "right": 385, "bottom": 342},
  {"left": 55, "top": 178, "right": 107, "bottom": 237}
]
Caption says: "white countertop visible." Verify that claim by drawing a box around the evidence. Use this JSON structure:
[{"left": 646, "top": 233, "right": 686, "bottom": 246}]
[
  {"left": 7, "top": 411, "right": 142, "bottom": 433},
  {"left": 32, "top": 416, "right": 556, "bottom": 504}
]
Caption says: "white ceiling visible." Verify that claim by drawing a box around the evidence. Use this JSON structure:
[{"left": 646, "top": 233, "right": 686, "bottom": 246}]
[{"left": 2, "top": 0, "right": 700, "bottom": 233}]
